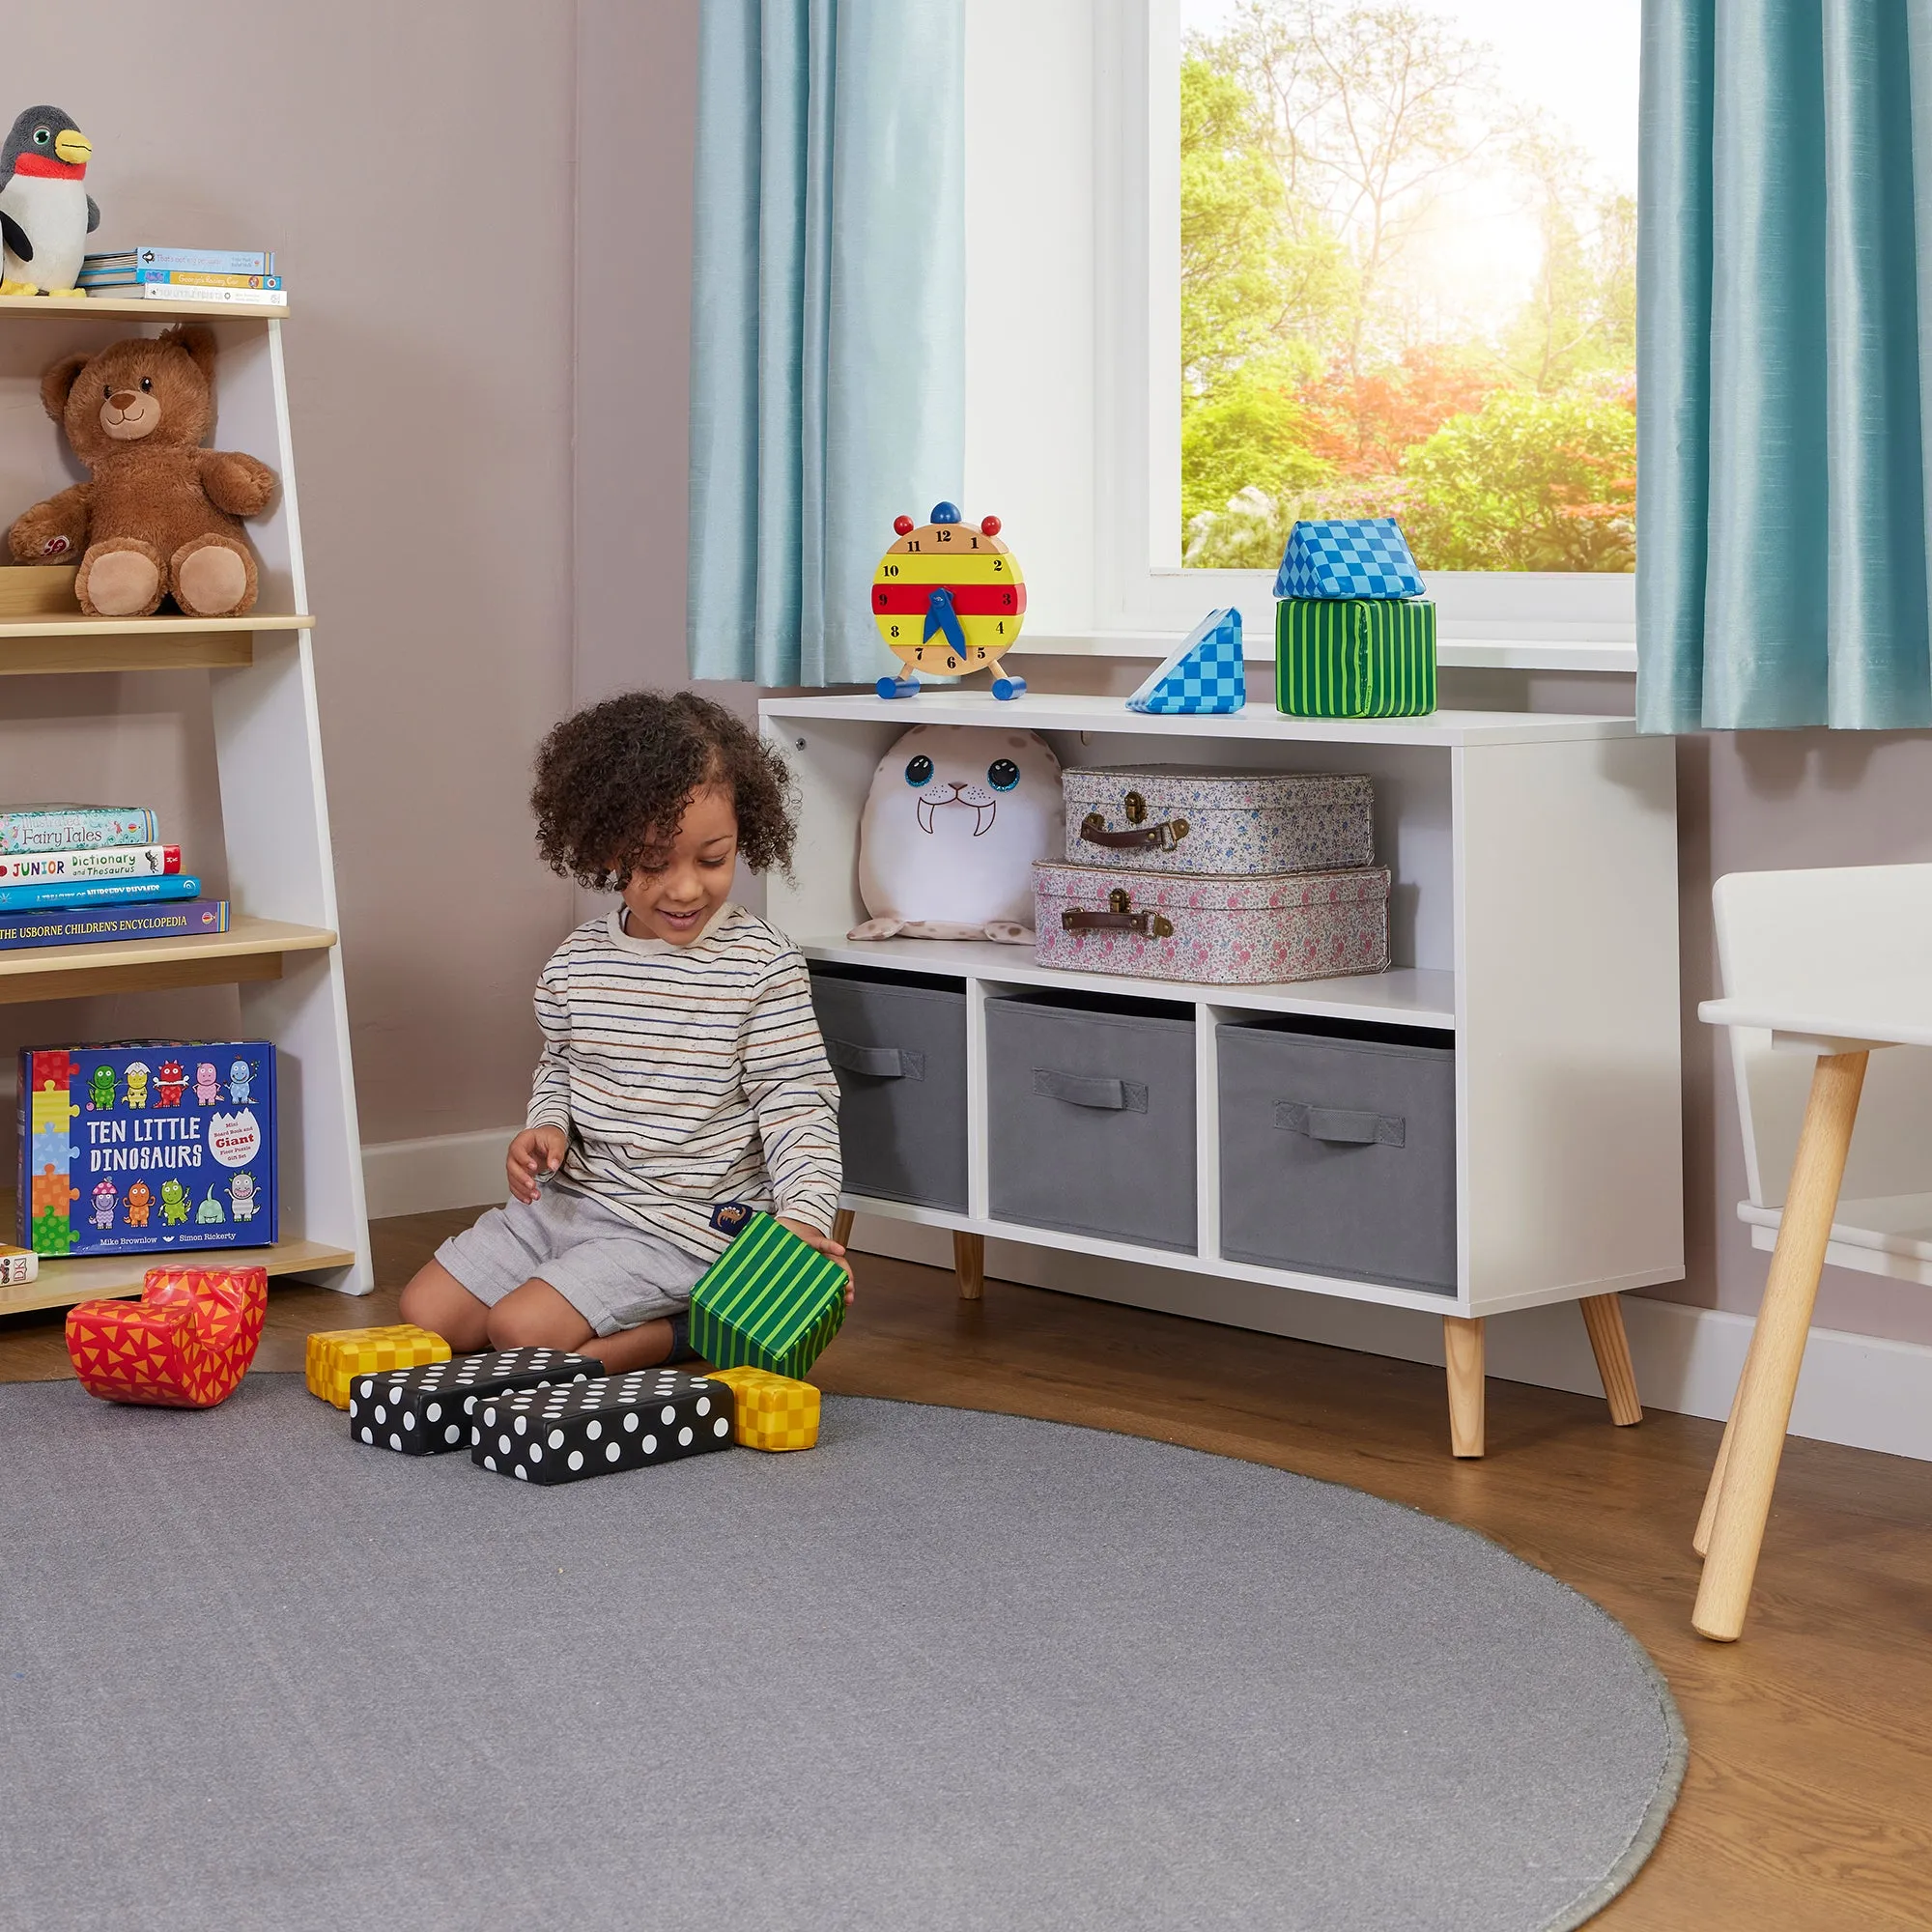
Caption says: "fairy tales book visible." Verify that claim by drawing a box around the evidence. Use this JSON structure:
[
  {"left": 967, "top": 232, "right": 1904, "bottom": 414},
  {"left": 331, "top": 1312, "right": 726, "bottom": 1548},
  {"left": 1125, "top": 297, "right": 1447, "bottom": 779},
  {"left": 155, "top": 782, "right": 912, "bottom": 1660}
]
[{"left": 18, "top": 1041, "right": 276, "bottom": 1256}]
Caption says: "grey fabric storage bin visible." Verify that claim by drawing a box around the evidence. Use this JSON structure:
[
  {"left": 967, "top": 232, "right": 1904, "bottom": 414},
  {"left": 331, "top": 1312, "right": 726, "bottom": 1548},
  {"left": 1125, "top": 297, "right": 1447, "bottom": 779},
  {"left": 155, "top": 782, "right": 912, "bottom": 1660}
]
[
  {"left": 810, "top": 964, "right": 967, "bottom": 1212},
  {"left": 1218, "top": 1015, "right": 1457, "bottom": 1293},
  {"left": 987, "top": 987, "right": 1196, "bottom": 1252}
]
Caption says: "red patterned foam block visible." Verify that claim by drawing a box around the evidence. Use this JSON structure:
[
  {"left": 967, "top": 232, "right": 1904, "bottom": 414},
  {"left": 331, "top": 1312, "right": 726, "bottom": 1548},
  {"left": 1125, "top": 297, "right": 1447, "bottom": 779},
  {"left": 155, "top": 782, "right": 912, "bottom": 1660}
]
[{"left": 65, "top": 1265, "right": 269, "bottom": 1408}]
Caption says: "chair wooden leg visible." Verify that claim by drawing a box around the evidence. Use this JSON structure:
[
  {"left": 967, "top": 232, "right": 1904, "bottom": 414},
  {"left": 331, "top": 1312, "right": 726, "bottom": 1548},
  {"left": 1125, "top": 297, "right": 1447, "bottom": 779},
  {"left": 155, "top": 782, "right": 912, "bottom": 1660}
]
[
  {"left": 1444, "top": 1315, "right": 1486, "bottom": 1458},
  {"left": 831, "top": 1208, "right": 855, "bottom": 1251},
  {"left": 952, "top": 1231, "right": 984, "bottom": 1301},
  {"left": 1692, "top": 1342, "right": 1753, "bottom": 1559},
  {"left": 1578, "top": 1293, "right": 1642, "bottom": 1426},
  {"left": 1693, "top": 1050, "right": 1866, "bottom": 1643}
]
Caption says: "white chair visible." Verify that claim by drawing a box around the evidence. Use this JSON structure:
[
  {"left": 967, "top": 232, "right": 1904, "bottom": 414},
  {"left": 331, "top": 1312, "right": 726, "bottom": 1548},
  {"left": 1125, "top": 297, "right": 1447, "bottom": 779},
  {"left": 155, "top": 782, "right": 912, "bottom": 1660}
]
[
  {"left": 1715, "top": 864, "right": 1932, "bottom": 1285},
  {"left": 1697, "top": 864, "right": 1932, "bottom": 1638}
]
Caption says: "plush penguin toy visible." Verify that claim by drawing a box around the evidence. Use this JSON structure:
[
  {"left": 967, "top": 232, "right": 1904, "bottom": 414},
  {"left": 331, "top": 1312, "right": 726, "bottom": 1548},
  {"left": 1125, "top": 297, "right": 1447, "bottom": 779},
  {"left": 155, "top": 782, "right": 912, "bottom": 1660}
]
[{"left": 0, "top": 106, "right": 99, "bottom": 298}]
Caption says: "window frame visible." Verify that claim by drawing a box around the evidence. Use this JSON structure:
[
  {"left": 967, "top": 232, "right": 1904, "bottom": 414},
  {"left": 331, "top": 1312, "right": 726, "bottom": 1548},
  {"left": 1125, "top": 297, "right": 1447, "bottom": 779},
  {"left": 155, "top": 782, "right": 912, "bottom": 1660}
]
[{"left": 963, "top": 0, "right": 1636, "bottom": 671}]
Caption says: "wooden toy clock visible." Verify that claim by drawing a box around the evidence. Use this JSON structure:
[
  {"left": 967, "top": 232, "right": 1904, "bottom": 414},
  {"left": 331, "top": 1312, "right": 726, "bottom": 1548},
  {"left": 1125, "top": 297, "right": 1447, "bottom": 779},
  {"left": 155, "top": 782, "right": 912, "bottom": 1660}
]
[{"left": 870, "top": 500, "right": 1028, "bottom": 700}]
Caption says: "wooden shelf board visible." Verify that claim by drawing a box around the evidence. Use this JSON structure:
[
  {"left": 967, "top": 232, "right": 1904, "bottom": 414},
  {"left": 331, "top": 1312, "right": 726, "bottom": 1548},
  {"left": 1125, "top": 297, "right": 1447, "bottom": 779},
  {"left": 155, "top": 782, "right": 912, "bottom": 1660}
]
[
  {"left": 0, "top": 613, "right": 311, "bottom": 675},
  {"left": 801, "top": 934, "right": 1457, "bottom": 1028},
  {"left": 0, "top": 614, "right": 312, "bottom": 637},
  {"left": 0, "top": 294, "right": 286, "bottom": 322},
  {"left": 0, "top": 1237, "right": 357, "bottom": 1317},
  {"left": 0, "top": 916, "right": 335, "bottom": 1005}
]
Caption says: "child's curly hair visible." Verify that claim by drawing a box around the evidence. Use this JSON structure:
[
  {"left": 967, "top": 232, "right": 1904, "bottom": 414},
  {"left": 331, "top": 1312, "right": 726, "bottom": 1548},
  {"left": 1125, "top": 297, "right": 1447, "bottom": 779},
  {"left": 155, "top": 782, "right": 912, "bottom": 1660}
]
[{"left": 529, "top": 690, "right": 796, "bottom": 891}]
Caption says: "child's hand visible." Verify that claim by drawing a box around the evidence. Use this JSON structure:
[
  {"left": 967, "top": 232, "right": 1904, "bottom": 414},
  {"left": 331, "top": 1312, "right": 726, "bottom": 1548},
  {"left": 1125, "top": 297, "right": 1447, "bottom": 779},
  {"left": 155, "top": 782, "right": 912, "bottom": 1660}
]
[
  {"left": 508, "top": 1125, "right": 569, "bottom": 1204},
  {"left": 778, "top": 1216, "right": 855, "bottom": 1305}
]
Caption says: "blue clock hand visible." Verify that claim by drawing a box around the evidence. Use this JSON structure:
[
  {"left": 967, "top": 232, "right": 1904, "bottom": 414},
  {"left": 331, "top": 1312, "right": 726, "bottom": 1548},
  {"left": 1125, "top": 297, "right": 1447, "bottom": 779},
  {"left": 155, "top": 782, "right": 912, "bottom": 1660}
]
[{"left": 923, "top": 585, "right": 966, "bottom": 657}]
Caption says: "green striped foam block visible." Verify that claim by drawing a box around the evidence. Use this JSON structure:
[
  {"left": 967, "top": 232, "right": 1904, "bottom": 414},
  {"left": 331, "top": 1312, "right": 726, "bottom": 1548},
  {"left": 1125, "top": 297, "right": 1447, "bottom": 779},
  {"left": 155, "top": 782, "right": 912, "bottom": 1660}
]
[
  {"left": 1274, "top": 597, "right": 1437, "bottom": 718},
  {"left": 690, "top": 1211, "right": 847, "bottom": 1380}
]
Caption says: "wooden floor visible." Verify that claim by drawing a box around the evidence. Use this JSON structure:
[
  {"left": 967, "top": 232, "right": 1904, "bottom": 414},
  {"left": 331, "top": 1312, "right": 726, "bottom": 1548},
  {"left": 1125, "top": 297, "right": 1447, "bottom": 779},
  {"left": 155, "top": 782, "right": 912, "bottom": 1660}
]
[{"left": 5, "top": 1212, "right": 1929, "bottom": 1929}]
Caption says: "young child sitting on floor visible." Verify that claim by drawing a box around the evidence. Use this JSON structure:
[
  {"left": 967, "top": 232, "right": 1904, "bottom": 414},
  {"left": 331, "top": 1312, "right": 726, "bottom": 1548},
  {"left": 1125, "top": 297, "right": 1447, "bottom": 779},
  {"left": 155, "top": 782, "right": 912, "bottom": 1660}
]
[{"left": 399, "top": 689, "right": 847, "bottom": 1372}]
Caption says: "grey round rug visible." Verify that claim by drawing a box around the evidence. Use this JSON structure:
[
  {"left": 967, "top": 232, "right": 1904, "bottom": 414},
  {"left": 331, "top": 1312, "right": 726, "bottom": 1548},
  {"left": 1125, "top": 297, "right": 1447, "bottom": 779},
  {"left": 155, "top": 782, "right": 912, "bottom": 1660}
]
[{"left": 0, "top": 1375, "right": 1682, "bottom": 1932}]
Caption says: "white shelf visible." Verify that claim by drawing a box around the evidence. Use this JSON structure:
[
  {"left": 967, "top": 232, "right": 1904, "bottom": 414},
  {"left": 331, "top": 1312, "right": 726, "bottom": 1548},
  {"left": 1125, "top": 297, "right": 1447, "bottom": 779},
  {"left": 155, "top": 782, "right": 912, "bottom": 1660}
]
[
  {"left": 846, "top": 1194, "right": 1468, "bottom": 1315},
  {"left": 802, "top": 934, "right": 1456, "bottom": 1029},
  {"left": 764, "top": 689, "right": 1637, "bottom": 747},
  {"left": 763, "top": 694, "right": 1684, "bottom": 1321},
  {"left": 0, "top": 314, "right": 372, "bottom": 1296}
]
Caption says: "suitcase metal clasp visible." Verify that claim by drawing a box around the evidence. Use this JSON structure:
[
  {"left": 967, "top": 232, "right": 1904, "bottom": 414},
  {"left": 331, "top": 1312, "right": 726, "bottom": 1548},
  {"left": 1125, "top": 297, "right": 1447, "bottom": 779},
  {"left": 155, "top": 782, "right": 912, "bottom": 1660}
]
[{"left": 1123, "top": 790, "right": 1147, "bottom": 823}]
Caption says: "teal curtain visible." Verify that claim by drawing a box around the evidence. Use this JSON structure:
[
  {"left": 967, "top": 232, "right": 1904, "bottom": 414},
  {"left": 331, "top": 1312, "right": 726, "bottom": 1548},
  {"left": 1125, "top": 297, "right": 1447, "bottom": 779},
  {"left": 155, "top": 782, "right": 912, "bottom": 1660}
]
[
  {"left": 1639, "top": 0, "right": 1932, "bottom": 730},
  {"left": 687, "top": 0, "right": 965, "bottom": 689}
]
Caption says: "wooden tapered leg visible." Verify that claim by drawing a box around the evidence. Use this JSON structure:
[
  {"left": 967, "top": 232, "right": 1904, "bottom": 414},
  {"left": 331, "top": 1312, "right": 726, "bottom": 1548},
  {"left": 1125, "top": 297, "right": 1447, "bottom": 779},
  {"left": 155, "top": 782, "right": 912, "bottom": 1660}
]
[
  {"left": 953, "top": 1231, "right": 984, "bottom": 1301},
  {"left": 1443, "top": 1315, "right": 1486, "bottom": 1458},
  {"left": 1692, "top": 1340, "right": 1753, "bottom": 1558},
  {"left": 1578, "top": 1293, "right": 1643, "bottom": 1426},
  {"left": 832, "top": 1208, "right": 855, "bottom": 1249},
  {"left": 1693, "top": 1050, "right": 1867, "bottom": 1643}
]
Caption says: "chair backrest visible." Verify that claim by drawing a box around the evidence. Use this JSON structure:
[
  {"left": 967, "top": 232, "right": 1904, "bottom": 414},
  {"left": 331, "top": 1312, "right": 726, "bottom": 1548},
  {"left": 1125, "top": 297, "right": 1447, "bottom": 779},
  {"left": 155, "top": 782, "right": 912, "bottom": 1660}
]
[{"left": 1714, "top": 865, "right": 1932, "bottom": 1208}]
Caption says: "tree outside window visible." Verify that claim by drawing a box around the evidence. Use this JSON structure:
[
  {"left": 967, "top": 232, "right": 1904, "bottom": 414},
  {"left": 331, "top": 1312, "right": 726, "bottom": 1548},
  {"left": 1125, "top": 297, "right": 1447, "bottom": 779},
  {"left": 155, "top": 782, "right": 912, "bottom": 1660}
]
[{"left": 1181, "top": 0, "right": 1638, "bottom": 574}]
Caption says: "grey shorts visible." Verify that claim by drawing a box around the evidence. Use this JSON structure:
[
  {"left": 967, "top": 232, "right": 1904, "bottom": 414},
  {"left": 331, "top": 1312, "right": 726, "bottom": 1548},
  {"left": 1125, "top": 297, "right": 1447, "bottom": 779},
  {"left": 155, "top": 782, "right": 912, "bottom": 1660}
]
[{"left": 435, "top": 1185, "right": 707, "bottom": 1337}]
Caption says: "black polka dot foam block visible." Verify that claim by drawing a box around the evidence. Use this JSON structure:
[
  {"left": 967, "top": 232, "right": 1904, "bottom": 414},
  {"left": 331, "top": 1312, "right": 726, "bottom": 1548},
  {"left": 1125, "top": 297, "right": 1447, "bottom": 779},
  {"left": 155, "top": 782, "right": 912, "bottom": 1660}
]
[
  {"left": 347, "top": 1349, "right": 601, "bottom": 1455},
  {"left": 469, "top": 1369, "right": 737, "bottom": 1485}
]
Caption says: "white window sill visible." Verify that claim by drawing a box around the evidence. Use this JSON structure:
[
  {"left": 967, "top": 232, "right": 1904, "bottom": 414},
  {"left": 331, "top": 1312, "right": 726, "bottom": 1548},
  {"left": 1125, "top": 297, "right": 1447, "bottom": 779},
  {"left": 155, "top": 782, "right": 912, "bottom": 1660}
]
[{"left": 1012, "top": 632, "right": 1638, "bottom": 675}]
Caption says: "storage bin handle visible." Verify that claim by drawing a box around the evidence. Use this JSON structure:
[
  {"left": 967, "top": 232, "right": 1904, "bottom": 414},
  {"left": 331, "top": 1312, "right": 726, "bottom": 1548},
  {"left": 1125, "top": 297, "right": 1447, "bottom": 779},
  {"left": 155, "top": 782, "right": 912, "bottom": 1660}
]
[
  {"left": 826, "top": 1037, "right": 924, "bottom": 1081},
  {"left": 1061, "top": 887, "right": 1175, "bottom": 940},
  {"left": 1034, "top": 1067, "right": 1149, "bottom": 1113},
  {"left": 1079, "top": 810, "right": 1191, "bottom": 853},
  {"left": 1274, "top": 1100, "right": 1405, "bottom": 1147}
]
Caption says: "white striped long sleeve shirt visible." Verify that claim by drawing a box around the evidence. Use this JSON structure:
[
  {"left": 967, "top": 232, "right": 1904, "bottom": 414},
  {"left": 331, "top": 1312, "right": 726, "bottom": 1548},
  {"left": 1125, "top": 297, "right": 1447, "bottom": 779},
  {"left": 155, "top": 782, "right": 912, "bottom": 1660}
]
[{"left": 526, "top": 903, "right": 841, "bottom": 1263}]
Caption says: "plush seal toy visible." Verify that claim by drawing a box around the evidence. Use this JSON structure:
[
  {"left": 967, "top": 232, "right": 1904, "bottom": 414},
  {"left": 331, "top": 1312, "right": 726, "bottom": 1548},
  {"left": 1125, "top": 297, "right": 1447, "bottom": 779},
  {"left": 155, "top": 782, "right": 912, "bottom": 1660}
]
[{"left": 849, "top": 724, "right": 1063, "bottom": 944}]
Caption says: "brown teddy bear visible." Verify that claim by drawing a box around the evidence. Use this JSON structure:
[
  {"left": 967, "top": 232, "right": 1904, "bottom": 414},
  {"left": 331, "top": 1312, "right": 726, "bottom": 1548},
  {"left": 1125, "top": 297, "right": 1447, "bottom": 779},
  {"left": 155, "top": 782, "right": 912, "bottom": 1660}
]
[{"left": 8, "top": 324, "right": 275, "bottom": 617}]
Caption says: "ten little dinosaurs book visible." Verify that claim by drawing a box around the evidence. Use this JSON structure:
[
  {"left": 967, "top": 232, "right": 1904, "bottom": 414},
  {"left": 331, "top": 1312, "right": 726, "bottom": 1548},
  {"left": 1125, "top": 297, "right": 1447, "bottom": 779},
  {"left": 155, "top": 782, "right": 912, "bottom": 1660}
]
[{"left": 18, "top": 1040, "right": 276, "bottom": 1255}]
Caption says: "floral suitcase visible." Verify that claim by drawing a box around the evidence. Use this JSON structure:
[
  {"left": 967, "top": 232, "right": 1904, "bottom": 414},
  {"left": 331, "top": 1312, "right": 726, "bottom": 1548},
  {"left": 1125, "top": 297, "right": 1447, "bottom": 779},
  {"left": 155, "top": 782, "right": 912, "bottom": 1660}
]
[
  {"left": 1061, "top": 767, "right": 1374, "bottom": 876},
  {"left": 1033, "top": 861, "right": 1391, "bottom": 985}
]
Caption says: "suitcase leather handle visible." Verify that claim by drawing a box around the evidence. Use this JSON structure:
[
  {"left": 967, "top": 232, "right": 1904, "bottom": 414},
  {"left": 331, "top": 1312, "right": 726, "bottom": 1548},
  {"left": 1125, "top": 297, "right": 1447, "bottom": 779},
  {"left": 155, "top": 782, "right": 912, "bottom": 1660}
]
[
  {"left": 827, "top": 1037, "right": 924, "bottom": 1081},
  {"left": 1275, "top": 1100, "right": 1405, "bottom": 1147},
  {"left": 1034, "top": 1067, "right": 1149, "bottom": 1113},
  {"left": 1079, "top": 811, "right": 1191, "bottom": 852},
  {"left": 1061, "top": 887, "right": 1174, "bottom": 940}
]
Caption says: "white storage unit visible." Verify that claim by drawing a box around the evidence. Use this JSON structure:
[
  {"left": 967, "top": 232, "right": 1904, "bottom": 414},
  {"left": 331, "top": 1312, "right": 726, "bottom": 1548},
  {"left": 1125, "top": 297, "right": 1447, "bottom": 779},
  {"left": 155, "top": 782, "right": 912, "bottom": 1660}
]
[
  {"left": 0, "top": 293, "right": 371, "bottom": 1312},
  {"left": 764, "top": 690, "right": 1683, "bottom": 1453}
]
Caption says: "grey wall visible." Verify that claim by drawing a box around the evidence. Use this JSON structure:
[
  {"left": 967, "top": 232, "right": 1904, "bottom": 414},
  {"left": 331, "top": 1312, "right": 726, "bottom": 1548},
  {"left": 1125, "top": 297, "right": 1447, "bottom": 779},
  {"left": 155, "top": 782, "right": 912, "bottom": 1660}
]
[{"left": 1, "top": 0, "right": 703, "bottom": 1154}]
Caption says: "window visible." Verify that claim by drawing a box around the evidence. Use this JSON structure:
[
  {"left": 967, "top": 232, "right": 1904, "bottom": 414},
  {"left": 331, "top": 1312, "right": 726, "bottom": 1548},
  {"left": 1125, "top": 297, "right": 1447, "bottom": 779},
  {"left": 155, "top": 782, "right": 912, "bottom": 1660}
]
[
  {"left": 963, "top": 0, "right": 1637, "bottom": 659},
  {"left": 1179, "top": 0, "right": 1638, "bottom": 577}
]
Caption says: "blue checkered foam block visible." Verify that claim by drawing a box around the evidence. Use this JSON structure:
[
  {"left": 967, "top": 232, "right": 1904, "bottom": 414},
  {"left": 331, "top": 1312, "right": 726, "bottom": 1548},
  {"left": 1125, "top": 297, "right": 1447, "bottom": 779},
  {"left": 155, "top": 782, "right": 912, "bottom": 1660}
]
[
  {"left": 1126, "top": 608, "right": 1246, "bottom": 715},
  {"left": 1272, "top": 520, "right": 1424, "bottom": 600}
]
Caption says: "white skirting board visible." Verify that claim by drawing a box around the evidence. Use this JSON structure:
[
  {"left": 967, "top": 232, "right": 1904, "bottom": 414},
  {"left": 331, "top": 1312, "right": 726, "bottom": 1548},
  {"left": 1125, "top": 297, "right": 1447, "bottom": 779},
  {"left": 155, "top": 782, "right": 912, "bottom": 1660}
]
[
  {"left": 851, "top": 1218, "right": 1932, "bottom": 1465},
  {"left": 361, "top": 1125, "right": 519, "bottom": 1221},
  {"left": 356, "top": 1130, "right": 1932, "bottom": 1463}
]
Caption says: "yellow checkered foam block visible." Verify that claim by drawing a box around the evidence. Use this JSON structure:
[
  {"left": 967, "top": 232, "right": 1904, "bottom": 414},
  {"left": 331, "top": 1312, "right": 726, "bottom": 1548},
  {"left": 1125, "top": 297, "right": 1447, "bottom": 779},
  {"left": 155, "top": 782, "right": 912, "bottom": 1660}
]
[
  {"left": 305, "top": 1324, "right": 451, "bottom": 1408},
  {"left": 703, "top": 1366, "right": 820, "bottom": 1452}
]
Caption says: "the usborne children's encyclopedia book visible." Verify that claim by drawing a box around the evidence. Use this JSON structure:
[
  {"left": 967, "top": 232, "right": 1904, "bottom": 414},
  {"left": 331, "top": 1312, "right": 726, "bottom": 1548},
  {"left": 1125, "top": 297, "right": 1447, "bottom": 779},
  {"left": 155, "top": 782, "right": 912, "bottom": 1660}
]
[
  {"left": 19, "top": 1042, "right": 277, "bottom": 1256},
  {"left": 0, "top": 901, "right": 228, "bottom": 953}
]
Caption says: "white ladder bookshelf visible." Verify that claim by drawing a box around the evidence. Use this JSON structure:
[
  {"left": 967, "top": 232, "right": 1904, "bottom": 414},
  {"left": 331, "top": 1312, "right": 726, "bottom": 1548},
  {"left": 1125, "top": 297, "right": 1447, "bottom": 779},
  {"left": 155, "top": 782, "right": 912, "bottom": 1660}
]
[{"left": 0, "top": 293, "right": 371, "bottom": 1313}]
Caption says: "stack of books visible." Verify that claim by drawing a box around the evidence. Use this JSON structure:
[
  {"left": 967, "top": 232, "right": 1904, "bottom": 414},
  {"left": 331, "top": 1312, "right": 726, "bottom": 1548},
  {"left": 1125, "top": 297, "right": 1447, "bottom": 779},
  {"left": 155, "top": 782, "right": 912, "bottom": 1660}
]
[
  {"left": 0, "top": 805, "right": 230, "bottom": 953},
  {"left": 77, "top": 247, "right": 285, "bottom": 309}
]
